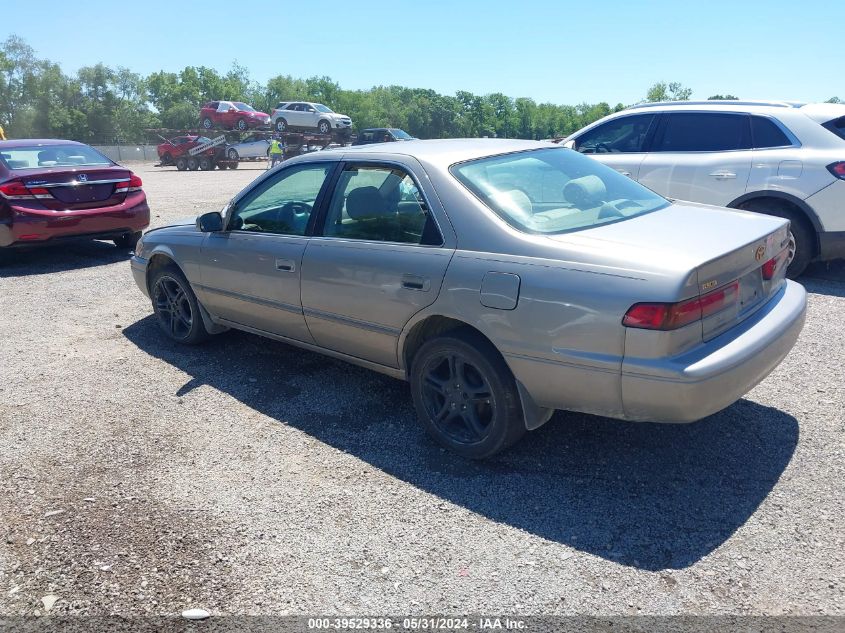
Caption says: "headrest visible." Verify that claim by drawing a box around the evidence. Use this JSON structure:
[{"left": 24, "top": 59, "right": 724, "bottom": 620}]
[
  {"left": 564, "top": 175, "right": 606, "bottom": 207},
  {"left": 346, "top": 186, "right": 390, "bottom": 219},
  {"left": 490, "top": 188, "right": 533, "bottom": 219}
]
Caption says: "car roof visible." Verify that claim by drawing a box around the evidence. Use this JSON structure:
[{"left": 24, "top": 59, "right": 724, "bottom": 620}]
[
  {"left": 0, "top": 139, "right": 87, "bottom": 149},
  {"left": 622, "top": 100, "right": 845, "bottom": 118},
  {"left": 296, "top": 138, "right": 555, "bottom": 167}
]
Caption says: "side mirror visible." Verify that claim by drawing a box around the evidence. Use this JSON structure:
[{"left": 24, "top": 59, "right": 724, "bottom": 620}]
[
  {"left": 561, "top": 139, "right": 576, "bottom": 149},
  {"left": 197, "top": 211, "right": 224, "bottom": 232},
  {"left": 228, "top": 107, "right": 236, "bottom": 113}
]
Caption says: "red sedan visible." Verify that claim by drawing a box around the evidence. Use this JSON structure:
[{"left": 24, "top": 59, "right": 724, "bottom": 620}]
[{"left": 0, "top": 140, "right": 150, "bottom": 252}]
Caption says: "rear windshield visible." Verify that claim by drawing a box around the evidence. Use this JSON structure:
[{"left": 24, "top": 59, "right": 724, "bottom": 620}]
[
  {"left": 0, "top": 144, "right": 112, "bottom": 169},
  {"left": 450, "top": 147, "right": 669, "bottom": 235},
  {"left": 822, "top": 116, "right": 845, "bottom": 141}
]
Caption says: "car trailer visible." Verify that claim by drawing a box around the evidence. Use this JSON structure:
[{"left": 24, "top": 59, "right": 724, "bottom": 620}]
[{"left": 149, "top": 128, "right": 351, "bottom": 171}]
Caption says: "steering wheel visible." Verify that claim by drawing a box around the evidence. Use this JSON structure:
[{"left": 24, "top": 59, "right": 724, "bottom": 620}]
[
  {"left": 595, "top": 142, "right": 611, "bottom": 154},
  {"left": 281, "top": 201, "right": 312, "bottom": 217}
]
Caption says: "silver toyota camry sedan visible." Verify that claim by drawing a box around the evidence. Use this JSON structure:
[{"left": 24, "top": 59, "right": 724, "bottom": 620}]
[{"left": 131, "top": 139, "right": 807, "bottom": 458}]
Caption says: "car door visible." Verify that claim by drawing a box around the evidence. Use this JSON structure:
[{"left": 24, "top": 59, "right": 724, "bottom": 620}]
[
  {"left": 300, "top": 104, "right": 319, "bottom": 129},
  {"left": 196, "top": 161, "right": 337, "bottom": 342},
  {"left": 300, "top": 160, "right": 455, "bottom": 368},
  {"left": 285, "top": 103, "right": 304, "bottom": 127},
  {"left": 571, "top": 113, "right": 656, "bottom": 179},
  {"left": 638, "top": 112, "right": 753, "bottom": 205}
]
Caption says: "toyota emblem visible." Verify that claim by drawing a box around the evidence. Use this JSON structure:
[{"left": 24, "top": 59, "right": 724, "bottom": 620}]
[{"left": 754, "top": 245, "right": 766, "bottom": 261}]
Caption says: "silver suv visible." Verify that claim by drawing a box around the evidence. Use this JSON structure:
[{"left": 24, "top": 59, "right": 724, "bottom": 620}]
[
  {"left": 270, "top": 101, "right": 353, "bottom": 135},
  {"left": 563, "top": 101, "right": 845, "bottom": 276}
]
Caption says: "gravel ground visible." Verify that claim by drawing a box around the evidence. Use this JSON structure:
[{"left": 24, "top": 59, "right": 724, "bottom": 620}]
[{"left": 0, "top": 161, "right": 843, "bottom": 618}]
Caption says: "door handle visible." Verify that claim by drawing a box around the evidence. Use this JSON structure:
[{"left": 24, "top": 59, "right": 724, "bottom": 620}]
[
  {"left": 275, "top": 258, "right": 296, "bottom": 272},
  {"left": 709, "top": 170, "right": 737, "bottom": 180},
  {"left": 401, "top": 274, "right": 430, "bottom": 291}
]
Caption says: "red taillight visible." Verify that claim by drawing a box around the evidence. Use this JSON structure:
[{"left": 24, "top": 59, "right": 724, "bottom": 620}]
[
  {"left": 623, "top": 281, "right": 739, "bottom": 331},
  {"left": 762, "top": 248, "right": 789, "bottom": 280},
  {"left": 115, "top": 174, "right": 142, "bottom": 194},
  {"left": 827, "top": 162, "right": 845, "bottom": 180},
  {"left": 0, "top": 180, "right": 32, "bottom": 199}
]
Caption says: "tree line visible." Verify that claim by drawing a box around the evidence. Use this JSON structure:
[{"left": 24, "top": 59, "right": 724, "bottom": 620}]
[{"left": 1, "top": 35, "right": 840, "bottom": 144}]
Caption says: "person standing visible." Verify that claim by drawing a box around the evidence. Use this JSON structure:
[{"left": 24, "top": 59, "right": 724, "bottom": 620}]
[
  {"left": 0, "top": 123, "right": 6, "bottom": 141},
  {"left": 268, "top": 136, "right": 284, "bottom": 169}
]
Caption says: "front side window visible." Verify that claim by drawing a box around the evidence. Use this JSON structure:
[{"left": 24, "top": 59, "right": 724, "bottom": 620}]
[
  {"left": 751, "top": 116, "right": 791, "bottom": 148},
  {"left": 389, "top": 129, "right": 413, "bottom": 140},
  {"left": 574, "top": 114, "right": 655, "bottom": 154},
  {"left": 450, "top": 147, "right": 669, "bottom": 235},
  {"left": 234, "top": 102, "right": 255, "bottom": 112},
  {"left": 229, "top": 163, "right": 332, "bottom": 235},
  {"left": 654, "top": 113, "right": 751, "bottom": 152},
  {"left": 321, "top": 164, "right": 441, "bottom": 245},
  {"left": 314, "top": 104, "right": 333, "bottom": 113}
]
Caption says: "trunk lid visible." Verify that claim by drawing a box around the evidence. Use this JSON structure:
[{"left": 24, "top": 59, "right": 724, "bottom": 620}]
[
  {"left": 550, "top": 201, "right": 791, "bottom": 339},
  {"left": 17, "top": 167, "right": 132, "bottom": 210}
]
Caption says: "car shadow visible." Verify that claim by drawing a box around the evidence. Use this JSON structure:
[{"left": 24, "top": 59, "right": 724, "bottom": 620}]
[
  {"left": 123, "top": 317, "right": 799, "bottom": 571},
  {"left": 0, "top": 240, "right": 131, "bottom": 277},
  {"left": 800, "top": 260, "right": 845, "bottom": 297}
]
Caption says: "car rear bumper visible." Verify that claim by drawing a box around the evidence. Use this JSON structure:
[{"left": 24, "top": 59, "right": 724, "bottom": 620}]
[
  {"left": 620, "top": 280, "right": 806, "bottom": 422},
  {"left": 0, "top": 196, "right": 150, "bottom": 248}
]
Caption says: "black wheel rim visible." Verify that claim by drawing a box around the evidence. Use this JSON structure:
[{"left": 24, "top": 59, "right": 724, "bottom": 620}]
[
  {"left": 153, "top": 276, "right": 193, "bottom": 340},
  {"left": 420, "top": 353, "right": 494, "bottom": 445}
]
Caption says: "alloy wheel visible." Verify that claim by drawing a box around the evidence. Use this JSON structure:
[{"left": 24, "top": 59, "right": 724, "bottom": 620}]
[
  {"left": 420, "top": 352, "right": 494, "bottom": 444},
  {"left": 153, "top": 276, "right": 193, "bottom": 340}
]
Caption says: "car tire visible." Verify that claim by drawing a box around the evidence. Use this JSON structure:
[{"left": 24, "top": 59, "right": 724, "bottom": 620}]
[
  {"left": 236, "top": 118, "right": 248, "bottom": 131},
  {"left": 738, "top": 199, "right": 814, "bottom": 278},
  {"left": 202, "top": 117, "right": 213, "bottom": 130},
  {"left": 113, "top": 231, "right": 142, "bottom": 250},
  {"left": 198, "top": 156, "right": 213, "bottom": 171},
  {"left": 175, "top": 157, "right": 188, "bottom": 171},
  {"left": 161, "top": 152, "right": 173, "bottom": 166},
  {"left": 227, "top": 148, "right": 239, "bottom": 161},
  {"left": 187, "top": 157, "right": 199, "bottom": 171},
  {"left": 229, "top": 161, "right": 239, "bottom": 169},
  {"left": 410, "top": 330, "right": 526, "bottom": 459},
  {"left": 275, "top": 118, "right": 287, "bottom": 133},
  {"left": 317, "top": 119, "right": 331, "bottom": 135},
  {"left": 149, "top": 265, "right": 211, "bottom": 345}
]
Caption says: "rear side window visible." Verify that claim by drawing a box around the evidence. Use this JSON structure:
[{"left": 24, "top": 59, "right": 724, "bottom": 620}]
[
  {"left": 822, "top": 116, "right": 845, "bottom": 141},
  {"left": 751, "top": 116, "right": 791, "bottom": 148},
  {"left": 574, "top": 114, "right": 655, "bottom": 154},
  {"left": 654, "top": 113, "right": 751, "bottom": 152}
]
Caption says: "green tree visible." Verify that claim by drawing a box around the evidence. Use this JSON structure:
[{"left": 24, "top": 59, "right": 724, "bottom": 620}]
[{"left": 646, "top": 81, "right": 693, "bottom": 102}]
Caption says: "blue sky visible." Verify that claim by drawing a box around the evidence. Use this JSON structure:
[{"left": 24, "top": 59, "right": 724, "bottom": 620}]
[{"left": 2, "top": 0, "right": 841, "bottom": 105}]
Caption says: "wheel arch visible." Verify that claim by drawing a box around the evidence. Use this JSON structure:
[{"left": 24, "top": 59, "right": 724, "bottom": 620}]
[
  {"left": 727, "top": 190, "right": 821, "bottom": 255},
  {"left": 399, "top": 313, "right": 554, "bottom": 431}
]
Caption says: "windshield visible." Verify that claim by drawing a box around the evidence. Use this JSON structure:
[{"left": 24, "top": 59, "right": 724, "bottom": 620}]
[
  {"left": 234, "top": 102, "right": 255, "bottom": 112},
  {"left": 822, "top": 116, "right": 845, "bottom": 141},
  {"left": 314, "top": 104, "right": 334, "bottom": 113},
  {"left": 450, "top": 147, "right": 670, "bottom": 234},
  {"left": 0, "top": 144, "right": 112, "bottom": 169},
  {"left": 389, "top": 129, "right": 413, "bottom": 139}
]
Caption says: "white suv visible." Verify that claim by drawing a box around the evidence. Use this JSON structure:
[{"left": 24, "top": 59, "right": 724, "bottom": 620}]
[
  {"left": 270, "top": 101, "right": 353, "bottom": 136},
  {"left": 563, "top": 101, "right": 845, "bottom": 276}
]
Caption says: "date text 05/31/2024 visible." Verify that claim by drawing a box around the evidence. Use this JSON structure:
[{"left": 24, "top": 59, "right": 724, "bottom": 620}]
[{"left": 307, "top": 617, "right": 526, "bottom": 630}]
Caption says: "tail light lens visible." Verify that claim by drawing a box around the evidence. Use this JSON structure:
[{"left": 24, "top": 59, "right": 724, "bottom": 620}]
[
  {"left": 0, "top": 180, "right": 52, "bottom": 200},
  {"left": 115, "top": 174, "right": 143, "bottom": 194},
  {"left": 827, "top": 162, "right": 845, "bottom": 180},
  {"left": 623, "top": 281, "right": 739, "bottom": 331},
  {"left": 762, "top": 247, "right": 789, "bottom": 280}
]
